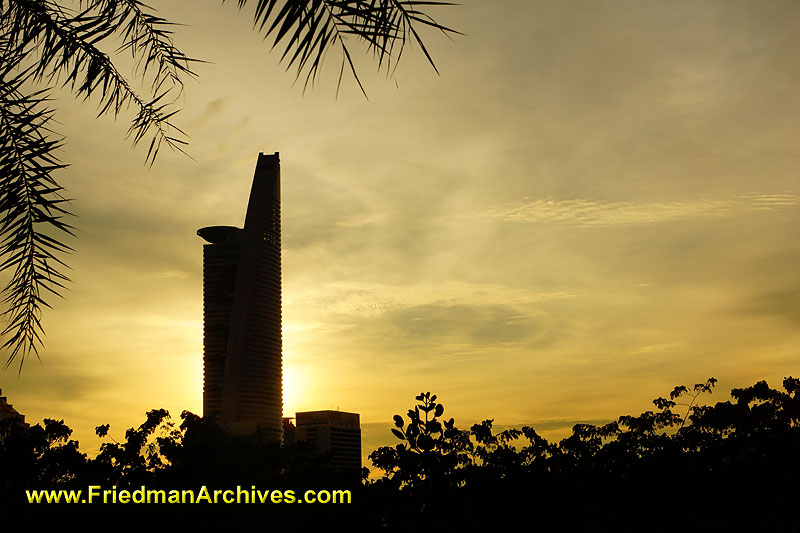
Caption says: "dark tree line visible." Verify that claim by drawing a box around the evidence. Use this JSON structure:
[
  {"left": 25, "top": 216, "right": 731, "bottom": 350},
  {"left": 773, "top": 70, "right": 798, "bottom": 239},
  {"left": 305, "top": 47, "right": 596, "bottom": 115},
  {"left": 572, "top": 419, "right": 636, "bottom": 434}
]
[
  {"left": 3, "top": 376, "right": 800, "bottom": 531},
  {"left": 0, "top": 408, "right": 362, "bottom": 527},
  {"left": 366, "top": 379, "right": 800, "bottom": 531}
]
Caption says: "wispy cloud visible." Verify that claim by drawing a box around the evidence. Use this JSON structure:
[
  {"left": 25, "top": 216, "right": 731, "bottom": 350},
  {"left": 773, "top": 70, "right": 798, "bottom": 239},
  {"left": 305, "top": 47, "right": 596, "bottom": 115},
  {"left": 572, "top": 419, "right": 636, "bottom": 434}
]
[
  {"left": 290, "top": 281, "right": 576, "bottom": 317},
  {"left": 153, "top": 271, "right": 190, "bottom": 279},
  {"left": 473, "top": 194, "right": 797, "bottom": 227},
  {"left": 335, "top": 213, "right": 385, "bottom": 227},
  {"left": 138, "top": 315, "right": 202, "bottom": 329}
]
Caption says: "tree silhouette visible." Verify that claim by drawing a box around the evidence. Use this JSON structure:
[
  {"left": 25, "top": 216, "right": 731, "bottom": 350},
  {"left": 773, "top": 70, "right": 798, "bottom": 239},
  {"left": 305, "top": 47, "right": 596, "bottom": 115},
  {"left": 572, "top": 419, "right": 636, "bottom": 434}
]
[
  {"left": 370, "top": 391, "right": 471, "bottom": 490},
  {"left": 0, "top": 0, "right": 457, "bottom": 372},
  {"left": 0, "top": 416, "right": 87, "bottom": 499},
  {"left": 3, "top": 376, "right": 800, "bottom": 528},
  {"left": 368, "top": 377, "right": 800, "bottom": 531}
]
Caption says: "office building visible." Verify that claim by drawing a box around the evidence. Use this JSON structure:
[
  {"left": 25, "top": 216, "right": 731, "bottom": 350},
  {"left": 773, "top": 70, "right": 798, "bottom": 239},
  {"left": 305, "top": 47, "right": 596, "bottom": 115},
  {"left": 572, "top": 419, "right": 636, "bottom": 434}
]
[
  {"left": 198, "top": 152, "right": 282, "bottom": 441},
  {"left": 0, "top": 388, "right": 26, "bottom": 426},
  {"left": 295, "top": 410, "right": 361, "bottom": 472},
  {"left": 0, "top": 388, "right": 28, "bottom": 444}
]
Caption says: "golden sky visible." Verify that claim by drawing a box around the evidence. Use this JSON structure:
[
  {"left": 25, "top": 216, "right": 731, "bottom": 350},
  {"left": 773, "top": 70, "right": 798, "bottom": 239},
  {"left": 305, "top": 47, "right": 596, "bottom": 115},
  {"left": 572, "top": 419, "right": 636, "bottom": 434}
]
[{"left": 2, "top": 0, "right": 799, "bottom": 458}]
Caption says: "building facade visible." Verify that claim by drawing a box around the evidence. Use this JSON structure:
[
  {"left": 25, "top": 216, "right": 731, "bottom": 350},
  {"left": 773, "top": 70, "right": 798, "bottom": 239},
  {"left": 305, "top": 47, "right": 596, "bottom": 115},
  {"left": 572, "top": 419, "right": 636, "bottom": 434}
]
[
  {"left": 0, "top": 388, "right": 26, "bottom": 426},
  {"left": 295, "top": 410, "right": 362, "bottom": 472},
  {"left": 198, "top": 153, "right": 283, "bottom": 441},
  {"left": 0, "top": 388, "right": 28, "bottom": 445}
]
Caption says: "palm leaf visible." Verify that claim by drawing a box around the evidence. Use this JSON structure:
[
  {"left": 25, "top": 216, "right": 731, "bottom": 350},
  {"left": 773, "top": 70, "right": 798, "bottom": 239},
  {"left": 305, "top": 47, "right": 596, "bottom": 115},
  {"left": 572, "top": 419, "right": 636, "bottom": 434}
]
[
  {"left": 0, "top": 0, "right": 199, "bottom": 370},
  {"left": 0, "top": 57, "right": 73, "bottom": 373},
  {"left": 228, "top": 0, "right": 459, "bottom": 93}
]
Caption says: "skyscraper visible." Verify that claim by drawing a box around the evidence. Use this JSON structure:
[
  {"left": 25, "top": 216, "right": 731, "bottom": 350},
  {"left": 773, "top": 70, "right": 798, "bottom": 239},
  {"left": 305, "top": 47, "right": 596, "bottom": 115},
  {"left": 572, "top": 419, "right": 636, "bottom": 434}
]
[{"left": 197, "top": 153, "right": 282, "bottom": 442}]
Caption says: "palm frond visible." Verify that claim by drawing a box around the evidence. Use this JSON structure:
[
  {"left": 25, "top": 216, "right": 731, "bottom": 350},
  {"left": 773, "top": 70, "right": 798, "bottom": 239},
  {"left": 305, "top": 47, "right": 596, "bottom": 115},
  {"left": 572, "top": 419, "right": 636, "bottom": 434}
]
[
  {"left": 80, "top": 0, "right": 201, "bottom": 92},
  {"left": 0, "top": 55, "right": 73, "bottom": 374},
  {"left": 227, "top": 0, "right": 459, "bottom": 94},
  {"left": 5, "top": 0, "right": 193, "bottom": 164},
  {"left": 0, "top": 0, "right": 198, "bottom": 370}
]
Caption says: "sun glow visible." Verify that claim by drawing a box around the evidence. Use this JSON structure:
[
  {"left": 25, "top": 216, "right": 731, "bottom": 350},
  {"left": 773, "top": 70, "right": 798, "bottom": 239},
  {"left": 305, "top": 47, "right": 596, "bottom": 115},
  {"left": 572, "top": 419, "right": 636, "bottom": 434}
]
[{"left": 283, "top": 358, "right": 311, "bottom": 417}]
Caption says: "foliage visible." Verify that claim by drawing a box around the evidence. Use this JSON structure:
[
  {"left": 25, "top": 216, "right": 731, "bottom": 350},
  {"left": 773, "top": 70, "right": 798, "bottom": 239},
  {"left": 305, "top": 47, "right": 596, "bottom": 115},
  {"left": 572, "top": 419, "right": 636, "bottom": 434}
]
[
  {"left": 368, "top": 377, "right": 800, "bottom": 531},
  {"left": 0, "top": 417, "right": 87, "bottom": 492},
  {"left": 370, "top": 391, "right": 471, "bottom": 490},
  {"left": 0, "top": 0, "right": 457, "bottom": 372},
  {"left": 92, "top": 408, "right": 181, "bottom": 484},
  {"left": 7, "top": 376, "right": 797, "bottom": 528},
  {"left": 1, "top": 409, "right": 362, "bottom": 528},
  {"left": 0, "top": 0, "right": 197, "bottom": 372}
]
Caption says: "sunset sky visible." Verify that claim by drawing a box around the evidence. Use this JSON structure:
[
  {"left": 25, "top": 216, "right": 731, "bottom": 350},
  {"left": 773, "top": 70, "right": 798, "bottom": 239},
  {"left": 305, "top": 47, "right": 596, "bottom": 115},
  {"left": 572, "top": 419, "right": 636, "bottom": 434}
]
[{"left": 2, "top": 0, "right": 798, "bottom": 462}]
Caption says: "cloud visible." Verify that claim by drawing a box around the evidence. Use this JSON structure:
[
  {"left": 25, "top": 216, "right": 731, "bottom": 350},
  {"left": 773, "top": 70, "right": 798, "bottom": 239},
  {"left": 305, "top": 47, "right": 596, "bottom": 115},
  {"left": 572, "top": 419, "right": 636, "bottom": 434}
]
[
  {"left": 138, "top": 314, "right": 202, "bottom": 329},
  {"left": 153, "top": 271, "right": 190, "bottom": 279},
  {"left": 335, "top": 213, "right": 385, "bottom": 228},
  {"left": 189, "top": 97, "right": 227, "bottom": 130},
  {"left": 472, "top": 193, "right": 797, "bottom": 227},
  {"left": 383, "top": 304, "right": 538, "bottom": 346},
  {"left": 744, "top": 286, "right": 800, "bottom": 325},
  {"left": 292, "top": 280, "right": 576, "bottom": 318}
]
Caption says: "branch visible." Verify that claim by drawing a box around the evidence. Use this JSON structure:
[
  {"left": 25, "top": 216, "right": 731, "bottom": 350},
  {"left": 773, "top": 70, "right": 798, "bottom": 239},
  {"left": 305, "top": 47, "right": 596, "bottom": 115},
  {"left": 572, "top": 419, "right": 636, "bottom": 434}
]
[{"left": 0, "top": 65, "right": 73, "bottom": 373}]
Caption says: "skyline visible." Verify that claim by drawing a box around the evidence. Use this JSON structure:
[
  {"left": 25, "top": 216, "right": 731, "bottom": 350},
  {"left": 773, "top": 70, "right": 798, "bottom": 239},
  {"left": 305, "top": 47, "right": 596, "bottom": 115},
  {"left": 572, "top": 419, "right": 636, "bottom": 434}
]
[{"left": 1, "top": 0, "right": 799, "bottom": 461}]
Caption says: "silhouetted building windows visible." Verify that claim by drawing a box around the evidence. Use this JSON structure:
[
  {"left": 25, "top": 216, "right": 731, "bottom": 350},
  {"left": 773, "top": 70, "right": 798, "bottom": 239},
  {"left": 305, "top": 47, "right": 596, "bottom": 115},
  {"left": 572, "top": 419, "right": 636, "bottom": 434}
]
[{"left": 295, "top": 411, "right": 361, "bottom": 472}]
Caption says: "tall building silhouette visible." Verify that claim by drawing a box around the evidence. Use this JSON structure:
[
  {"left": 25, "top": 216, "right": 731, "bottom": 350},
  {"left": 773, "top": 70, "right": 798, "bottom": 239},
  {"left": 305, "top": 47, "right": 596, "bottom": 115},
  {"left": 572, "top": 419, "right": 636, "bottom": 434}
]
[{"left": 197, "top": 153, "right": 282, "bottom": 441}]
